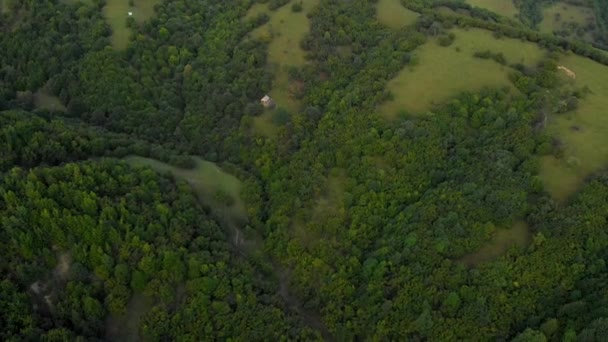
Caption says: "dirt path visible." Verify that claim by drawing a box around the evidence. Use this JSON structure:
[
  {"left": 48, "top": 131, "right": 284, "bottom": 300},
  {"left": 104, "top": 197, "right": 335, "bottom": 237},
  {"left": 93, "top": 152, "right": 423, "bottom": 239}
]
[
  {"left": 54, "top": 252, "right": 71, "bottom": 281},
  {"left": 558, "top": 65, "right": 576, "bottom": 79}
]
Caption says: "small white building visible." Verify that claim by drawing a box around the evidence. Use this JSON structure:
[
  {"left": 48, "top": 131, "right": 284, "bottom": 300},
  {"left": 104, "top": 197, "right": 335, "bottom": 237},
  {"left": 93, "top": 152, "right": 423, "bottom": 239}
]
[{"left": 260, "top": 95, "right": 276, "bottom": 109}]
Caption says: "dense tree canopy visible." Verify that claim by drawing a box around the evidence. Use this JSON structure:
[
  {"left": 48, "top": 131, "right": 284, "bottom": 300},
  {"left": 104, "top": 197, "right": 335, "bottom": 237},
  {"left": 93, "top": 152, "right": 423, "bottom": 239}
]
[
  {"left": 2, "top": 0, "right": 608, "bottom": 340},
  {"left": 0, "top": 160, "right": 317, "bottom": 340}
]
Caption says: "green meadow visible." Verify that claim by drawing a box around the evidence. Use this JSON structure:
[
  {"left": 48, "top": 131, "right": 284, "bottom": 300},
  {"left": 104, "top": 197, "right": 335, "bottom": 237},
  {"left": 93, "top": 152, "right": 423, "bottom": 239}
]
[
  {"left": 539, "top": 2, "right": 594, "bottom": 36},
  {"left": 103, "top": 0, "right": 160, "bottom": 50},
  {"left": 466, "top": 0, "right": 518, "bottom": 18},
  {"left": 1, "top": 0, "right": 7, "bottom": 14},
  {"left": 380, "top": 28, "right": 544, "bottom": 117},
  {"left": 376, "top": 0, "right": 419, "bottom": 30},
  {"left": 540, "top": 54, "right": 608, "bottom": 201},
  {"left": 124, "top": 156, "right": 247, "bottom": 221},
  {"left": 248, "top": 0, "right": 319, "bottom": 136}
]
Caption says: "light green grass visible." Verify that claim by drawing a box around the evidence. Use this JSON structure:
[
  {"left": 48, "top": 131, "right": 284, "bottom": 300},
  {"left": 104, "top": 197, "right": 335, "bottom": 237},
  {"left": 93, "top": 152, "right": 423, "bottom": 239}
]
[
  {"left": 459, "top": 221, "right": 531, "bottom": 267},
  {"left": 539, "top": 2, "right": 593, "bottom": 34},
  {"left": 466, "top": 0, "right": 518, "bottom": 18},
  {"left": 380, "top": 28, "right": 544, "bottom": 117},
  {"left": 539, "top": 54, "right": 608, "bottom": 201},
  {"left": 124, "top": 156, "right": 247, "bottom": 221},
  {"left": 376, "top": 0, "right": 419, "bottom": 29},
  {"left": 248, "top": 0, "right": 319, "bottom": 136},
  {"left": 103, "top": 0, "right": 160, "bottom": 50},
  {"left": 34, "top": 89, "right": 66, "bottom": 112},
  {"left": 1, "top": 0, "right": 7, "bottom": 14}
]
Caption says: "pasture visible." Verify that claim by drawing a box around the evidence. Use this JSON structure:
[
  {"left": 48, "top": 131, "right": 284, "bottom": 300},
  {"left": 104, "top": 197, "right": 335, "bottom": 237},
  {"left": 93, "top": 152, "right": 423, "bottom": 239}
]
[
  {"left": 124, "top": 156, "right": 247, "bottom": 221},
  {"left": 376, "top": 0, "right": 419, "bottom": 30},
  {"left": 459, "top": 221, "right": 531, "bottom": 267},
  {"left": 103, "top": 0, "right": 160, "bottom": 50},
  {"left": 247, "top": 0, "right": 319, "bottom": 136},
  {"left": 539, "top": 54, "right": 608, "bottom": 201},
  {"left": 466, "top": 0, "right": 518, "bottom": 18},
  {"left": 539, "top": 2, "right": 593, "bottom": 34},
  {"left": 380, "top": 28, "right": 544, "bottom": 118}
]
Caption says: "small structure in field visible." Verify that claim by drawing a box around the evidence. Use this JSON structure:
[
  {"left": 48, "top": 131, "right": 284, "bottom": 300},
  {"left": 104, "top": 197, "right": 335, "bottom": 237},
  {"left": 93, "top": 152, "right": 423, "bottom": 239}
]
[
  {"left": 128, "top": 11, "right": 133, "bottom": 16},
  {"left": 260, "top": 95, "right": 276, "bottom": 109}
]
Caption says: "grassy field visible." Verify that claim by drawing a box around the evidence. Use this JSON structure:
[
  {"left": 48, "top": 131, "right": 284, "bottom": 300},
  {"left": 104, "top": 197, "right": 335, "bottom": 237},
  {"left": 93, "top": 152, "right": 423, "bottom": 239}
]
[
  {"left": 380, "top": 28, "right": 544, "bottom": 117},
  {"left": 1, "top": 0, "right": 7, "bottom": 14},
  {"left": 376, "top": 0, "right": 419, "bottom": 29},
  {"left": 539, "top": 54, "right": 608, "bottom": 201},
  {"left": 124, "top": 156, "right": 247, "bottom": 221},
  {"left": 248, "top": 0, "right": 319, "bottom": 136},
  {"left": 459, "top": 221, "right": 531, "bottom": 267},
  {"left": 466, "top": 0, "right": 518, "bottom": 18},
  {"left": 103, "top": 0, "right": 160, "bottom": 50},
  {"left": 539, "top": 2, "right": 593, "bottom": 35}
]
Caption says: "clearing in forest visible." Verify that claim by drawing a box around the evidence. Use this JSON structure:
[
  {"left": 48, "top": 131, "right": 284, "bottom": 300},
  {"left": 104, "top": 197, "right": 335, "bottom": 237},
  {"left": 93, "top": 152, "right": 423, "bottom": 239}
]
[
  {"left": 1, "top": 0, "right": 7, "bottom": 14},
  {"left": 34, "top": 89, "right": 66, "bottom": 113},
  {"left": 124, "top": 156, "right": 247, "bottom": 222},
  {"left": 292, "top": 168, "right": 347, "bottom": 249},
  {"left": 380, "top": 28, "right": 544, "bottom": 118},
  {"left": 539, "top": 54, "right": 608, "bottom": 201},
  {"left": 466, "top": 0, "right": 518, "bottom": 18},
  {"left": 103, "top": 0, "right": 160, "bottom": 50},
  {"left": 539, "top": 2, "right": 594, "bottom": 36},
  {"left": 459, "top": 221, "right": 531, "bottom": 267},
  {"left": 376, "top": 0, "right": 419, "bottom": 30},
  {"left": 247, "top": 0, "right": 319, "bottom": 136}
]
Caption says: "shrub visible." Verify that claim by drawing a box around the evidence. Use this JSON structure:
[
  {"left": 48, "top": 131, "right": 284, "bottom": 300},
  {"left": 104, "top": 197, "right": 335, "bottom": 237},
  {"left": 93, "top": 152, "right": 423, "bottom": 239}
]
[
  {"left": 291, "top": 2, "right": 303, "bottom": 13},
  {"left": 272, "top": 107, "right": 291, "bottom": 125},
  {"left": 437, "top": 34, "right": 455, "bottom": 46}
]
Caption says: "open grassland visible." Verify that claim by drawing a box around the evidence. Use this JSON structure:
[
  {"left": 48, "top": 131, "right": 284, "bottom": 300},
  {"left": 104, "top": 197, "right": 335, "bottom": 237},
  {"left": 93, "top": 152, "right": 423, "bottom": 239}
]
[
  {"left": 376, "top": 0, "right": 419, "bottom": 30},
  {"left": 540, "top": 54, "right": 608, "bottom": 201},
  {"left": 124, "top": 156, "right": 247, "bottom": 221},
  {"left": 380, "top": 28, "right": 544, "bottom": 117},
  {"left": 248, "top": 0, "right": 318, "bottom": 136},
  {"left": 459, "top": 221, "right": 530, "bottom": 267},
  {"left": 539, "top": 2, "right": 593, "bottom": 34},
  {"left": 466, "top": 0, "right": 518, "bottom": 18},
  {"left": 103, "top": 0, "right": 160, "bottom": 50}
]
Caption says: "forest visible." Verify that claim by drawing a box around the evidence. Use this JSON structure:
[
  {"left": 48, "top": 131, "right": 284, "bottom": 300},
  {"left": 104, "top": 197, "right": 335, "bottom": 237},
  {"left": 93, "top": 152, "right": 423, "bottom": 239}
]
[{"left": 3, "top": 0, "right": 608, "bottom": 340}]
